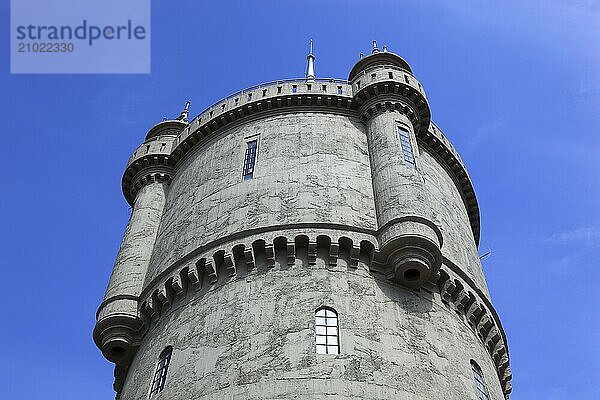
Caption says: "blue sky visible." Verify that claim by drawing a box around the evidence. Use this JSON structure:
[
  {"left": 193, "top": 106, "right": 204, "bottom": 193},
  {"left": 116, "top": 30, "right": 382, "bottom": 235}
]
[{"left": 1, "top": 1, "right": 598, "bottom": 399}]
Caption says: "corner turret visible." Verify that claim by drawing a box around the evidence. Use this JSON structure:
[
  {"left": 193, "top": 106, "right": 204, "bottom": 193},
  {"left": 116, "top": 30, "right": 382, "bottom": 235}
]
[
  {"left": 94, "top": 103, "right": 189, "bottom": 393},
  {"left": 349, "top": 44, "right": 439, "bottom": 288}
]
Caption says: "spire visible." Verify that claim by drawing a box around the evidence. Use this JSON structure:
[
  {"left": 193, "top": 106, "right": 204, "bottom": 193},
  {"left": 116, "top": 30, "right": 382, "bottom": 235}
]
[
  {"left": 306, "top": 39, "right": 315, "bottom": 81},
  {"left": 177, "top": 100, "right": 191, "bottom": 123},
  {"left": 372, "top": 40, "right": 379, "bottom": 54}
]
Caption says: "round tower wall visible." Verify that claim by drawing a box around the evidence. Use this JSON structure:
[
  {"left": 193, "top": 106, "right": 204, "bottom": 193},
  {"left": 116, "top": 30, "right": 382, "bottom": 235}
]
[
  {"left": 124, "top": 262, "right": 504, "bottom": 400},
  {"left": 365, "top": 110, "right": 427, "bottom": 227},
  {"left": 145, "top": 112, "right": 377, "bottom": 285},
  {"left": 94, "top": 55, "right": 513, "bottom": 398},
  {"left": 418, "top": 149, "right": 490, "bottom": 295},
  {"left": 104, "top": 181, "right": 168, "bottom": 301}
]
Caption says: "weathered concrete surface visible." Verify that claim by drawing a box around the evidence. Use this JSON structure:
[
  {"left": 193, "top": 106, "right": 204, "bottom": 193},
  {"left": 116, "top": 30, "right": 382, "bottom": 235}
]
[
  {"left": 104, "top": 181, "right": 168, "bottom": 301},
  {"left": 145, "top": 112, "right": 376, "bottom": 284},
  {"left": 94, "top": 50, "right": 511, "bottom": 400},
  {"left": 124, "top": 257, "right": 504, "bottom": 400},
  {"left": 419, "top": 149, "right": 489, "bottom": 295}
]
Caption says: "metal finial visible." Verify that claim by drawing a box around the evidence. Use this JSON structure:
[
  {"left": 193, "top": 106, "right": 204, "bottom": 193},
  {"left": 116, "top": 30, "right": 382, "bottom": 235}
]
[
  {"left": 372, "top": 40, "right": 379, "bottom": 54},
  {"left": 177, "top": 100, "right": 191, "bottom": 122},
  {"left": 383, "top": 45, "right": 388, "bottom": 52},
  {"left": 306, "top": 39, "right": 315, "bottom": 80},
  {"left": 359, "top": 52, "right": 364, "bottom": 59}
]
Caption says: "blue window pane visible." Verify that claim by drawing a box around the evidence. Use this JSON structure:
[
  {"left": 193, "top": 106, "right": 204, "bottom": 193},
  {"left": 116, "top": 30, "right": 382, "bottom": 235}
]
[
  {"left": 398, "top": 127, "right": 415, "bottom": 167},
  {"left": 471, "top": 361, "right": 490, "bottom": 400},
  {"left": 243, "top": 140, "right": 258, "bottom": 180},
  {"left": 150, "top": 347, "right": 172, "bottom": 397}
]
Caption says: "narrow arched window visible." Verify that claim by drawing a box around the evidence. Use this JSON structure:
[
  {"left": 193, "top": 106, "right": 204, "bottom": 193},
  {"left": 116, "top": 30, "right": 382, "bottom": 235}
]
[
  {"left": 150, "top": 346, "right": 172, "bottom": 397},
  {"left": 398, "top": 126, "right": 415, "bottom": 167},
  {"left": 243, "top": 139, "right": 258, "bottom": 180},
  {"left": 315, "top": 307, "right": 339, "bottom": 355},
  {"left": 470, "top": 360, "right": 490, "bottom": 400}
]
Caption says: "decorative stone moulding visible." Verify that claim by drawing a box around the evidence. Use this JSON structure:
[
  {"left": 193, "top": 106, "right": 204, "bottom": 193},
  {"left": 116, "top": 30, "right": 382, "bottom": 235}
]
[
  {"left": 93, "top": 295, "right": 144, "bottom": 390},
  {"left": 376, "top": 237, "right": 442, "bottom": 288},
  {"left": 350, "top": 63, "right": 431, "bottom": 135},
  {"left": 123, "top": 162, "right": 173, "bottom": 206},
  {"left": 133, "top": 230, "right": 510, "bottom": 399},
  {"left": 121, "top": 122, "right": 180, "bottom": 206},
  {"left": 171, "top": 79, "right": 353, "bottom": 164},
  {"left": 437, "top": 269, "right": 512, "bottom": 398},
  {"left": 144, "top": 119, "right": 187, "bottom": 141},
  {"left": 422, "top": 123, "right": 481, "bottom": 243},
  {"left": 139, "top": 232, "right": 376, "bottom": 328},
  {"left": 371, "top": 217, "right": 443, "bottom": 289}
]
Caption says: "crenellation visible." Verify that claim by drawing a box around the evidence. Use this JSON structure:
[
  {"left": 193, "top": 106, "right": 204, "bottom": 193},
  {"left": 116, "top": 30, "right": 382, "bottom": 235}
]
[
  {"left": 144, "top": 297, "right": 157, "bottom": 317},
  {"left": 243, "top": 247, "right": 256, "bottom": 270},
  {"left": 328, "top": 242, "right": 339, "bottom": 267},
  {"left": 441, "top": 279, "right": 457, "bottom": 303},
  {"left": 223, "top": 252, "right": 236, "bottom": 277},
  {"left": 285, "top": 242, "right": 296, "bottom": 266},
  {"left": 349, "top": 244, "right": 361, "bottom": 269},
  {"left": 455, "top": 289, "right": 475, "bottom": 312},
  {"left": 485, "top": 327, "right": 502, "bottom": 351},
  {"left": 264, "top": 243, "right": 275, "bottom": 268}
]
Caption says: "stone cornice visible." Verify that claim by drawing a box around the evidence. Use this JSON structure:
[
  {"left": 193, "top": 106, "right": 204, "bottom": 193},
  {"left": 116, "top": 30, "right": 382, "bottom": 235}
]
[
  {"left": 350, "top": 64, "right": 431, "bottom": 135},
  {"left": 420, "top": 123, "right": 481, "bottom": 244},
  {"left": 171, "top": 80, "right": 354, "bottom": 165},
  {"left": 437, "top": 265, "right": 512, "bottom": 398},
  {"left": 348, "top": 51, "right": 414, "bottom": 80},
  {"left": 122, "top": 136, "right": 175, "bottom": 205},
  {"left": 136, "top": 228, "right": 510, "bottom": 399},
  {"left": 123, "top": 167, "right": 172, "bottom": 206}
]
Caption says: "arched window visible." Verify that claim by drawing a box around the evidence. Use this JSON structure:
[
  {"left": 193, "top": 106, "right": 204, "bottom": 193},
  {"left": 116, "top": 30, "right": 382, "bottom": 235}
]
[
  {"left": 398, "top": 126, "right": 415, "bottom": 167},
  {"left": 315, "top": 307, "right": 339, "bottom": 355},
  {"left": 243, "top": 139, "right": 258, "bottom": 180},
  {"left": 470, "top": 360, "right": 490, "bottom": 400},
  {"left": 150, "top": 346, "right": 172, "bottom": 397}
]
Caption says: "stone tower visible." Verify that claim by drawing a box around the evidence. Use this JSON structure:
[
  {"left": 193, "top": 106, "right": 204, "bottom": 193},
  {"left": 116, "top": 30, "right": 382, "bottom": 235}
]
[{"left": 94, "top": 43, "right": 512, "bottom": 400}]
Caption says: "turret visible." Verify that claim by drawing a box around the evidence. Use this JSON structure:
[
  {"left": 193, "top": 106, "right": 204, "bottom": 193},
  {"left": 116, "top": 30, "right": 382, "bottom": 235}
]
[
  {"left": 93, "top": 104, "right": 188, "bottom": 391},
  {"left": 349, "top": 42, "right": 440, "bottom": 288}
]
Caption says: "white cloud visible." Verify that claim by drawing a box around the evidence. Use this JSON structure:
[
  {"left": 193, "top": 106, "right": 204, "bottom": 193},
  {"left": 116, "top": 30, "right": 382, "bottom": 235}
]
[
  {"left": 544, "top": 227, "right": 600, "bottom": 245},
  {"left": 465, "top": 116, "right": 506, "bottom": 152}
]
